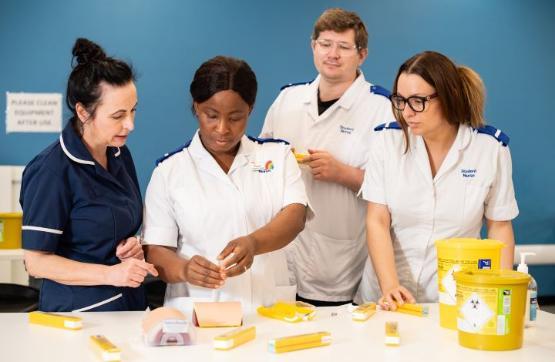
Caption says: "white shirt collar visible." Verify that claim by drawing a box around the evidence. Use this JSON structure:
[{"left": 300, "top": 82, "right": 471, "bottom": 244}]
[
  {"left": 303, "top": 71, "right": 367, "bottom": 111},
  {"left": 410, "top": 124, "right": 472, "bottom": 151},
  {"left": 188, "top": 130, "right": 254, "bottom": 173}
]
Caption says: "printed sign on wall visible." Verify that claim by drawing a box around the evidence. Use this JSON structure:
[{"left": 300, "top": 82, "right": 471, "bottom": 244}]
[{"left": 5, "top": 92, "right": 62, "bottom": 133}]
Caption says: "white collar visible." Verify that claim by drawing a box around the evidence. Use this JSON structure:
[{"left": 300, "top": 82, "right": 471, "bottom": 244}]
[{"left": 303, "top": 71, "right": 367, "bottom": 111}]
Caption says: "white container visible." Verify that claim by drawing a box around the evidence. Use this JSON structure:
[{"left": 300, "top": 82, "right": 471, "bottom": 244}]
[{"left": 516, "top": 252, "right": 538, "bottom": 327}]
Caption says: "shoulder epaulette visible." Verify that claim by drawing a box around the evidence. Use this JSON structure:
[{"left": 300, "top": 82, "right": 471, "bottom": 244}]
[
  {"left": 374, "top": 122, "right": 401, "bottom": 131},
  {"left": 474, "top": 125, "right": 510, "bottom": 146},
  {"left": 156, "top": 140, "right": 191, "bottom": 166},
  {"left": 370, "top": 85, "right": 391, "bottom": 98},
  {"left": 280, "top": 80, "right": 313, "bottom": 91},
  {"left": 247, "top": 135, "right": 290, "bottom": 145}
]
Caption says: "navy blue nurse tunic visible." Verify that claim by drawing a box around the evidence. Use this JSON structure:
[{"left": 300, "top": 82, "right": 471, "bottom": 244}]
[{"left": 20, "top": 122, "right": 146, "bottom": 312}]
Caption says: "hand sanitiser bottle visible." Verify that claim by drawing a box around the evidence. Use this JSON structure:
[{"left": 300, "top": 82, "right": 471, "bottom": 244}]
[{"left": 516, "top": 252, "right": 538, "bottom": 327}]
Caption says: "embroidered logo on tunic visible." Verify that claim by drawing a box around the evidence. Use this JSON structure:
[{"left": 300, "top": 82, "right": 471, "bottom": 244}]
[
  {"left": 251, "top": 160, "right": 274, "bottom": 173},
  {"left": 339, "top": 125, "right": 354, "bottom": 134},
  {"left": 461, "top": 169, "right": 477, "bottom": 178}
]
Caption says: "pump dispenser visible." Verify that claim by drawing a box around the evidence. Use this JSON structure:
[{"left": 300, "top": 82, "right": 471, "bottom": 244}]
[{"left": 516, "top": 252, "right": 538, "bottom": 327}]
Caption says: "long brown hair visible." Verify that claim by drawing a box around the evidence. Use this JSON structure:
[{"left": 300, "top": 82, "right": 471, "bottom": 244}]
[{"left": 392, "top": 51, "right": 486, "bottom": 151}]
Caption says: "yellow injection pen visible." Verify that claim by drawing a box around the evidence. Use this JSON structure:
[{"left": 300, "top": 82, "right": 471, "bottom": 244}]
[
  {"left": 214, "top": 326, "right": 256, "bottom": 350},
  {"left": 294, "top": 152, "right": 309, "bottom": 163},
  {"left": 28, "top": 311, "right": 82, "bottom": 330},
  {"left": 90, "top": 335, "right": 121, "bottom": 361},
  {"left": 268, "top": 331, "right": 331, "bottom": 353},
  {"left": 352, "top": 302, "right": 377, "bottom": 321},
  {"left": 395, "top": 303, "right": 428, "bottom": 317}
]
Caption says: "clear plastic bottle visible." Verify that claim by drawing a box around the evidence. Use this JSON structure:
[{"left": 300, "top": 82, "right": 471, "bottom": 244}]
[{"left": 516, "top": 252, "right": 538, "bottom": 327}]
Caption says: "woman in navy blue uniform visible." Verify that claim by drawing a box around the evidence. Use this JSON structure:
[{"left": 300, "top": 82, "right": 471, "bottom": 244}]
[{"left": 20, "top": 38, "right": 158, "bottom": 312}]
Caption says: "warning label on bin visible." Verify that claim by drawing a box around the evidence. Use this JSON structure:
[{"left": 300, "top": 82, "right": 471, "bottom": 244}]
[
  {"left": 440, "top": 265, "right": 460, "bottom": 305},
  {"left": 457, "top": 285, "right": 511, "bottom": 335}
]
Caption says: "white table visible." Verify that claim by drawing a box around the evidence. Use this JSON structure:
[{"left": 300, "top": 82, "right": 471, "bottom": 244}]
[{"left": 0, "top": 304, "right": 553, "bottom": 361}]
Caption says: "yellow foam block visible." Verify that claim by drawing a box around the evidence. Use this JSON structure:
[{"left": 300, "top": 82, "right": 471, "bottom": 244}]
[
  {"left": 90, "top": 335, "right": 121, "bottom": 361},
  {"left": 28, "top": 311, "right": 82, "bottom": 330},
  {"left": 214, "top": 326, "right": 256, "bottom": 350}
]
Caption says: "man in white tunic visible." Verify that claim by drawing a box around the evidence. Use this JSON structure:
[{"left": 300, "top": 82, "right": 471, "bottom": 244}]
[{"left": 261, "top": 8, "right": 394, "bottom": 305}]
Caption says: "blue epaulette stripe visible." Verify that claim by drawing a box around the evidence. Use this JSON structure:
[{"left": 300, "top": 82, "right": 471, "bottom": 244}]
[
  {"left": 374, "top": 122, "right": 401, "bottom": 131},
  {"left": 280, "top": 80, "right": 313, "bottom": 91},
  {"left": 247, "top": 135, "right": 290, "bottom": 145},
  {"left": 370, "top": 85, "right": 391, "bottom": 98},
  {"left": 474, "top": 125, "right": 510, "bottom": 146},
  {"left": 156, "top": 140, "right": 192, "bottom": 165}
]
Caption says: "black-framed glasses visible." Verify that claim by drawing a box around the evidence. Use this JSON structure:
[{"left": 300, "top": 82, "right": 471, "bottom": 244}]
[{"left": 390, "top": 93, "right": 438, "bottom": 112}]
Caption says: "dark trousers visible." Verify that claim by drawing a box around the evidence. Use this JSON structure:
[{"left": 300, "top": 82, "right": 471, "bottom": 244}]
[{"left": 296, "top": 294, "right": 353, "bottom": 307}]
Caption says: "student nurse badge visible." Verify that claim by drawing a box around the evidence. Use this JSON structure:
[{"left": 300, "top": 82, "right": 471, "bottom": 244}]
[{"left": 251, "top": 160, "right": 274, "bottom": 173}]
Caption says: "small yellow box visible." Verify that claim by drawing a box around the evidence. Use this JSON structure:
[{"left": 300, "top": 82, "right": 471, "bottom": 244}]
[{"left": 0, "top": 212, "right": 22, "bottom": 249}]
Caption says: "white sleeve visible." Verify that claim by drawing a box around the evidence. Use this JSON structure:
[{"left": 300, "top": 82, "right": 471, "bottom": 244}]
[
  {"left": 484, "top": 146, "right": 519, "bottom": 221},
  {"left": 260, "top": 93, "right": 281, "bottom": 138},
  {"left": 372, "top": 98, "right": 395, "bottom": 129},
  {"left": 281, "top": 145, "right": 309, "bottom": 208},
  {"left": 360, "top": 131, "right": 387, "bottom": 205},
  {"left": 357, "top": 97, "right": 395, "bottom": 170},
  {"left": 142, "top": 165, "right": 179, "bottom": 247}
]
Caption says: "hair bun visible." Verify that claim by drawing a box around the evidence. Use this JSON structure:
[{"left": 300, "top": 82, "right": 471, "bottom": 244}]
[{"left": 72, "top": 38, "right": 106, "bottom": 65}]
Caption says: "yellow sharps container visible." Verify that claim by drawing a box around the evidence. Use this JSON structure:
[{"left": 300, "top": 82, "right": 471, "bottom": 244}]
[
  {"left": 454, "top": 270, "right": 529, "bottom": 350},
  {"left": 0, "top": 212, "right": 23, "bottom": 249},
  {"left": 435, "top": 238, "right": 504, "bottom": 329}
]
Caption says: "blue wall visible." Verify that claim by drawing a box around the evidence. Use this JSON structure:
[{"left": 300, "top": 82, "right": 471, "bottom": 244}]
[{"left": 1, "top": 1, "right": 554, "bottom": 291}]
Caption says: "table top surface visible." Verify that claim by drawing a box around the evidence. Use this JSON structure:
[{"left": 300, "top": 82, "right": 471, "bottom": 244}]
[{"left": 0, "top": 303, "right": 553, "bottom": 362}]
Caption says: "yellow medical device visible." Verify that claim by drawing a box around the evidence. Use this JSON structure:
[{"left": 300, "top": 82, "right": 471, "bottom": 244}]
[
  {"left": 268, "top": 331, "right": 331, "bottom": 353},
  {"left": 90, "top": 335, "right": 121, "bottom": 361},
  {"left": 213, "top": 326, "right": 256, "bottom": 350},
  {"left": 352, "top": 302, "right": 377, "bottom": 321},
  {"left": 28, "top": 311, "right": 82, "bottom": 330},
  {"left": 395, "top": 303, "right": 429, "bottom": 317},
  {"left": 385, "top": 321, "right": 400, "bottom": 346},
  {"left": 294, "top": 152, "right": 309, "bottom": 163},
  {"left": 257, "top": 301, "right": 315, "bottom": 323}
]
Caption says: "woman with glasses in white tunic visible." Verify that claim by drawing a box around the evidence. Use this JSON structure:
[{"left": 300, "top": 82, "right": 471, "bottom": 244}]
[{"left": 356, "top": 51, "right": 517, "bottom": 309}]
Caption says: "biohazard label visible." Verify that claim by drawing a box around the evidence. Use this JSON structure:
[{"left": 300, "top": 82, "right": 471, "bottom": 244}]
[
  {"left": 437, "top": 258, "right": 477, "bottom": 305},
  {"left": 460, "top": 292, "right": 493, "bottom": 332},
  {"left": 457, "top": 284, "right": 512, "bottom": 335},
  {"left": 439, "top": 265, "right": 460, "bottom": 305}
]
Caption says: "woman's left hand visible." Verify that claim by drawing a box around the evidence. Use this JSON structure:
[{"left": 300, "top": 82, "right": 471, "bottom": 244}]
[
  {"left": 217, "top": 235, "right": 256, "bottom": 278},
  {"left": 116, "top": 236, "right": 144, "bottom": 261}
]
